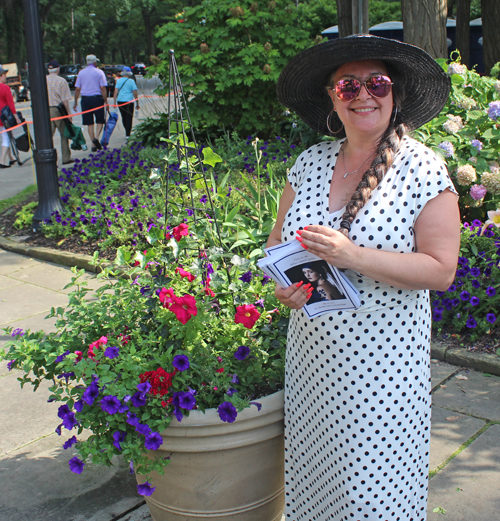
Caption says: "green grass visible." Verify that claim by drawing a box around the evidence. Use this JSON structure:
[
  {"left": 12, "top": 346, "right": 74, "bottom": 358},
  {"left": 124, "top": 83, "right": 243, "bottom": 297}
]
[{"left": 0, "top": 185, "right": 37, "bottom": 215}]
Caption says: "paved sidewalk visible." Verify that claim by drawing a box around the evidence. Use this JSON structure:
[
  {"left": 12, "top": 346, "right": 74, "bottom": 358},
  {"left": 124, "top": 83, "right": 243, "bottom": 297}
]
[{"left": 1, "top": 253, "right": 500, "bottom": 520}]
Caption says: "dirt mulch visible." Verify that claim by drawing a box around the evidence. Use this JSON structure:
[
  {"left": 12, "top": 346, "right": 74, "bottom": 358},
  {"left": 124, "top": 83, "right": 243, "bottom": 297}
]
[{"left": 0, "top": 192, "right": 116, "bottom": 261}]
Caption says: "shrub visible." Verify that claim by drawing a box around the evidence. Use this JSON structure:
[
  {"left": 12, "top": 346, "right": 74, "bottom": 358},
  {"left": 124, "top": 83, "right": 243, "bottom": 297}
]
[
  {"left": 152, "top": 0, "right": 324, "bottom": 137},
  {"left": 413, "top": 55, "right": 500, "bottom": 222}
]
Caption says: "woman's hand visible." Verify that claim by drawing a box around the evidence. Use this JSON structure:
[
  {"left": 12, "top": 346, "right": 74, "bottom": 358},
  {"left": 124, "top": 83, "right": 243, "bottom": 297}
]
[
  {"left": 296, "top": 225, "right": 357, "bottom": 269},
  {"left": 275, "top": 281, "right": 314, "bottom": 309}
]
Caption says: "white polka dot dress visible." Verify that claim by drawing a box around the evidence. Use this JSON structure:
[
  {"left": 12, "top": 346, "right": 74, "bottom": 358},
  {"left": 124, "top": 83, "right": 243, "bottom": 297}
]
[{"left": 282, "top": 137, "right": 457, "bottom": 521}]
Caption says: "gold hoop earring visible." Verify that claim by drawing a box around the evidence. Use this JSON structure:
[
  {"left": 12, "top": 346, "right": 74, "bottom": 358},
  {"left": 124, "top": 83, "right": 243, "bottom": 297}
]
[{"left": 326, "top": 109, "right": 344, "bottom": 134}]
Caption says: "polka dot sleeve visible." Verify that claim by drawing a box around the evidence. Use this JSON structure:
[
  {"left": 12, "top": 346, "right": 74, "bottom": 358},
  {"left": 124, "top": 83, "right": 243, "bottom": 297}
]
[{"left": 411, "top": 144, "right": 458, "bottom": 220}]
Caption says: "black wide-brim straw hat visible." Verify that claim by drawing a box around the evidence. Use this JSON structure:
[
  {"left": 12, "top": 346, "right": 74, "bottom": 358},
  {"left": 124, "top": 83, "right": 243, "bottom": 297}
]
[{"left": 277, "top": 35, "right": 451, "bottom": 135}]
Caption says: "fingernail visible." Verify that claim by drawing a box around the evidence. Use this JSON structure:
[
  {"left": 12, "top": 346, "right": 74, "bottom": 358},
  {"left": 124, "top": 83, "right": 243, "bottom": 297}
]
[
  {"left": 296, "top": 281, "right": 304, "bottom": 288},
  {"left": 303, "top": 283, "right": 311, "bottom": 290},
  {"left": 306, "top": 294, "right": 312, "bottom": 300},
  {"left": 303, "top": 226, "right": 308, "bottom": 230},
  {"left": 301, "top": 243, "right": 308, "bottom": 249},
  {"left": 296, "top": 230, "right": 303, "bottom": 236},
  {"left": 296, "top": 236, "right": 303, "bottom": 242}
]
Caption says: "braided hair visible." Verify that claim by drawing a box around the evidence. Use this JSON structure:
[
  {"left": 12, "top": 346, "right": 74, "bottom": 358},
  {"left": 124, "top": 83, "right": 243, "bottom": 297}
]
[{"left": 327, "top": 63, "right": 409, "bottom": 238}]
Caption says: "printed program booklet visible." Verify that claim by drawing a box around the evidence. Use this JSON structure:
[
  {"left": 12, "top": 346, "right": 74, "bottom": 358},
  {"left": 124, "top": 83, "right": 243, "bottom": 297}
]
[{"left": 258, "top": 241, "right": 361, "bottom": 318}]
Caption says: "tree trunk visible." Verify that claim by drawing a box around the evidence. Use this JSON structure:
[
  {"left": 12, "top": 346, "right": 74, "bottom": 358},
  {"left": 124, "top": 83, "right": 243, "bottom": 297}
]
[
  {"left": 336, "top": 0, "right": 353, "bottom": 38},
  {"left": 481, "top": 0, "right": 500, "bottom": 74},
  {"left": 401, "top": 0, "right": 448, "bottom": 58},
  {"left": 455, "top": 0, "right": 470, "bottom": 67},
  {"left": 141, "top": 6, "right": 157, "bottom": 56}
]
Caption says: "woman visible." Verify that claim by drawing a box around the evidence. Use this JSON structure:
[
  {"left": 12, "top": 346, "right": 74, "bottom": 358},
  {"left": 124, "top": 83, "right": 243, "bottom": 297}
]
[
  {"left": 113, "top": 66, "right": 139, "bottom": 139},
  {"left": 0, "top": 65, "right": 21, "bottom": 168},
  {"left": 268, "top": 36, "right": 460, "bottom": 520},
  {"left": 302, "top": 262, "right": 344, "bottom": 301}
]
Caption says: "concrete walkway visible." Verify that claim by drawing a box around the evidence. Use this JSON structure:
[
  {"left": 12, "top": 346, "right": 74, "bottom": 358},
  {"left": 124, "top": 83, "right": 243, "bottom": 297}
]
[{"left": 1, "top": 249, "right": 499, "bottom": 520}]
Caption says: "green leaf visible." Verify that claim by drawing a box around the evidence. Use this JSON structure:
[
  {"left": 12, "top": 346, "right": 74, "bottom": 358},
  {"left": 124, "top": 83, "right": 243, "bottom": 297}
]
[
  {"left": 202, "top": 147, "right": 222, "bottom": 167},
  {"left": 115, "top": 246, "right": 131, "bottom": 266}
]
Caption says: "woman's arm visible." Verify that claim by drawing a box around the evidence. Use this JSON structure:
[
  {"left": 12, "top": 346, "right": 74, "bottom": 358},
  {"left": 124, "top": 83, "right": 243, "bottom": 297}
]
[
  {"left": 298, "top": 189, "right": 460, "bottom": 291},
  {"left": 266, "top": 180, "right": 296, "bottom": 248}
]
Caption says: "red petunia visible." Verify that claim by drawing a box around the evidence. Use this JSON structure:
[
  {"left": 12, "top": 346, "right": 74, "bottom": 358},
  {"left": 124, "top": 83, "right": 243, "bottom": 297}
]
[
  {"left": 216, "top": 367, "right": 224, "bottom": 373},
  {"left": 234, "top": 304, "right": 261, "bottom": 329},
  {"left": 169, "top": 294, "right": 198, "bottom": 324},
  {"left": 159, "top": 287, "right": 175, "bottom": 309},
  {"left": 173, "top": 223, "right": 189, "bottom": 242},
  {"left": 88, "top": 336, "right": 108, "bottom": 359},
  {"left": 175, "top": 267, "right": 196, "bottom": 282}
]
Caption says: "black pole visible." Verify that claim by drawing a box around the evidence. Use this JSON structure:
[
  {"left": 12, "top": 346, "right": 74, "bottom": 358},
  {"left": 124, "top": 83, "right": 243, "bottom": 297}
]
[{"left": 23, "top": 0, "right": 62, "bottom": 231}]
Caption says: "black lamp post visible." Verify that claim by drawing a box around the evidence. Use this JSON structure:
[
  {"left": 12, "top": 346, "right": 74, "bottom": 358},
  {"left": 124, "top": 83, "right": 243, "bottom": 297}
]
[{"left": 23, "top": 0, "right": 62, "bottom": 231}]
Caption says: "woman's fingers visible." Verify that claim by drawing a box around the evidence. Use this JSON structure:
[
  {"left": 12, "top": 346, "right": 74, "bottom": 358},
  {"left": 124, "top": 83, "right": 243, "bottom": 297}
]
[{"left": 275, "top": 283, "right": 313, "bottom": 309}]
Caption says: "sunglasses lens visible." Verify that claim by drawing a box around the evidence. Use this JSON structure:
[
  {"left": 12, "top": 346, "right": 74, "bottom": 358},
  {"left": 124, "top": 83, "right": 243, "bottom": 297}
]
[
  {"left": 335, "top": 79, "right": 360, "bottom": 101},
  {"left": 366, "top": 76, "right": 392, "bottom": 98}
]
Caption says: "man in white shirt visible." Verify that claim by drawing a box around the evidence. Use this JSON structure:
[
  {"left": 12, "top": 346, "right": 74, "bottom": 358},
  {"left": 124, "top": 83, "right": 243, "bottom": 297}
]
[{"left": 73, "top": 54, "right": 107, "bottom": 152}]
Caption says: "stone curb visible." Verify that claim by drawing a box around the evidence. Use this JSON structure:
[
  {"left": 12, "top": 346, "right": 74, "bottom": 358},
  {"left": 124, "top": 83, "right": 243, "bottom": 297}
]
[{"left": 2, "top": 235, "right": 500, "bottom": 377}]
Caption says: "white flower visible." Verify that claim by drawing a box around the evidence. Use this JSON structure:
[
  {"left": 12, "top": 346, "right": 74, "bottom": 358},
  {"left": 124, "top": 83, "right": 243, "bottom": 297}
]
[
  {"left": 447, "top": 63, "right": 467, "bottom": 76},
  {"left": 456, "top": 164, "right": 477, "bottom": 186},
  {"left": 443, "top": 114, "right": 464, "bottom": 134},
  {"left": 456, "top": 96, "right": 476, "bottom": 110},
  {"left": 485, "top": 209, "right": 500, "bottom": 228},
  {"left": 481, "top": 172, "right": 500, "bottom": 195}
]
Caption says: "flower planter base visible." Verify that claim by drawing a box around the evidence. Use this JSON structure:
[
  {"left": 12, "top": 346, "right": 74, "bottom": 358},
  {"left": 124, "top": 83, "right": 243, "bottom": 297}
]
[{"left": 138, "top": 390, "right": 285, "bottom": 521}]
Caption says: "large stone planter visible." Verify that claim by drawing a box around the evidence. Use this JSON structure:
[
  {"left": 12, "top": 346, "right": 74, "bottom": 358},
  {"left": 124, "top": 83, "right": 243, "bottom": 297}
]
[{"left": 139, "top": 390, "right": 285, "bottom": 521}]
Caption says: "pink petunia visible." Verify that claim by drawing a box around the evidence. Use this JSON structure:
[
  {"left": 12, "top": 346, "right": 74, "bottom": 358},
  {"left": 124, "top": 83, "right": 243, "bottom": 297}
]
[
  {"left": 234, "top": 304, "right": 261, "bottom": 329},
  {"left": 175, "top": 267, "right": 196, "bottom": 282},
  {"left": 169, "top": 294, "right": 198, "bottom": 324},
  {"left": 173, "top": 223, "right": 189, "bottom": 242},
  {"left": 159, "top": 287, "right": 175, "bottom": 309}
]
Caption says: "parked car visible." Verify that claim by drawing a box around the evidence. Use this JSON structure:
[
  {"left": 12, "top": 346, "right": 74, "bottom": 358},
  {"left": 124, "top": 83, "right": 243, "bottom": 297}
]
[
  {"left": 131, "top": 63, "right": 146, "bottom": 76},
  {"left": 59, "top": 64, "right": 83, "bottom": 89}
]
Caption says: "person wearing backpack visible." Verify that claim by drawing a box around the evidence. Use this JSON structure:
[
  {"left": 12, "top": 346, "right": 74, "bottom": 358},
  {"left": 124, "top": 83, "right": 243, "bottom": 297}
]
[
  {"left": 113, "top": 66, "right": 139, "bottom": 140},
  {"left": 0, "top": 64, "right": 21, "bottom": 168}
]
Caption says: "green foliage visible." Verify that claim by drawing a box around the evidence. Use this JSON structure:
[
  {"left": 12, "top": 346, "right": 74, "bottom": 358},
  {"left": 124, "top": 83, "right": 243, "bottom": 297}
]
[
  {"left": 369, "top": 0, "right": 402, "bottom": 27},
  {"left": 153, "top": 0, "right": 324, "bottom": 136},
  {"left": 491, "top": 62, "right": 500, "bottom": 80},
  {"left": 14, "top": 201, "right": 38, "bottom": 230},
  {"left": 133, "top": 114, "right": 170, "bottom": 148},
  {"left": 413, "top": 56, "right": 500, "bottom": 222}
]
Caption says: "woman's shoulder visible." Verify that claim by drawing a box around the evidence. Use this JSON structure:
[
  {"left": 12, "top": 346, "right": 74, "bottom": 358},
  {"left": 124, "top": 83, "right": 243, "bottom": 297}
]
[
  {"left": 294, "top": 139, "right": 343, "bottom": 163},
  {"left": 397, "top": 136, "right": 447, "bottom": 170}
]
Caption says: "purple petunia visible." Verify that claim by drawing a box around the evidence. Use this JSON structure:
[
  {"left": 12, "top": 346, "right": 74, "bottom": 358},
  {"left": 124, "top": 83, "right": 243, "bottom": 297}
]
[
  {"left": 131, "top": 391, "right": 147, "bottom": 407},
  {"left": 239, "top": 271, "right": 253, "bottom": 283},
  {"left": 218, "top": 401, "right": 238, "bottom": 423},
  {"left": 6, "top": 360, "right": 14, "bottom": 371},
  {"left": 226, "top": 387, "right": 238, "bottom": 397},
  {"left": 486, "top": 313, "right": 497, "bottom": 324},
  {"left": 112, "top": 430, "right": 127, "bottom": 450},
  {"left": 103, "top": 346, "right": 120, "bottom": 359},
  {"left": 459, "top": 291, "right": 470, "bottom": 301},
  {"left": 11, "top": 328, "right": 25, "bottom": 337},
  {"left": 469, "top": 267, "right": 481, "bottom": 277},
  {"left": 57, "top": 404, "right": 72, "bottom": 420},
  {"left": 172, "top": 354, "right": 190, "bottom": 372},
  {"left": 137, "top": 382, "right": 151, "bottom": 394},
  {"left": 126, "top": 412, "right": 140, "bottom": 427},
  {"left": 234, "top": 345, "right": 250, "bottom": 361},
  {"left": 254, "top": 298, "right": 265, "bottom": 308},
  {"left": 432, "top": 310, "right": 443, "bottom": 321},
  {"left": 69, "top": 456, "right": 85, "bottom": 474},
  {"left": 137, "top": 481, "right": 156, "bottom": 496},
  {"left": 250, "top": 401, "right": 262, "bottom": 411},
  {"left": 74, "top": 400, "right": 84, "bottom": 412},
  {"left": 144, "top": 432, "right": 163, "bottom": 451},
  {"left": 63, "top": 436, "right": 78, "bottom": 450},
  {"left": 466, "top": 315, "right": 477, "bottom": 328},
  {"left": 100, "top": 395, "right": 121, "bottom": 415},
  {"left": 261, "top": 275, "right": 272, "bottom": 285},
  {"left": 470, "top": 296, "right": 480, "bottom": 306},
  {"left": 136, "top": 423, "right": 152, "bottom": 436},
  {"left": 231, "top": 374, "right": 240, "bottom": 384},
  {"left": 82, "top": 382, "right": 99, "bottom": 405},
  {"left": 55, "top": 350, "right": 71, "bottom": 363},
  {"left": 486, "top": 286, "right": 496, "bottom": 296}
]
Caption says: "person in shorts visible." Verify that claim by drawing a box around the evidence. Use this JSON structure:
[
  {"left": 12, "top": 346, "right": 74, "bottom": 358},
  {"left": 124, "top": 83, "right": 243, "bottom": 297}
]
[{"left": 73, "top": 54, "right": 107, "bottom": 152}]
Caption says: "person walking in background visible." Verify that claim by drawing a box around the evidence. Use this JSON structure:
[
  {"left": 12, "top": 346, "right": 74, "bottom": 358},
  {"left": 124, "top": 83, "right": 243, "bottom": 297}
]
[
  {"left": 0, "top": 64, "right": 21, "bottom": 168},
  {"left": 73, "top": 54, "right": 107, "bottom": 152},
  {"left": 113, "top": 66, "right": 139, "bottom": 140},
  {"left": 46, "top": 59, "right": 73, "bottom": 165}
]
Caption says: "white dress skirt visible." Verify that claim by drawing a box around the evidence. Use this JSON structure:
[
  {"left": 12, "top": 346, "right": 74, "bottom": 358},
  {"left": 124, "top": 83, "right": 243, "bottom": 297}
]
[{"left": 281, "top": 137, "right": 457, "bottom": 521}]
